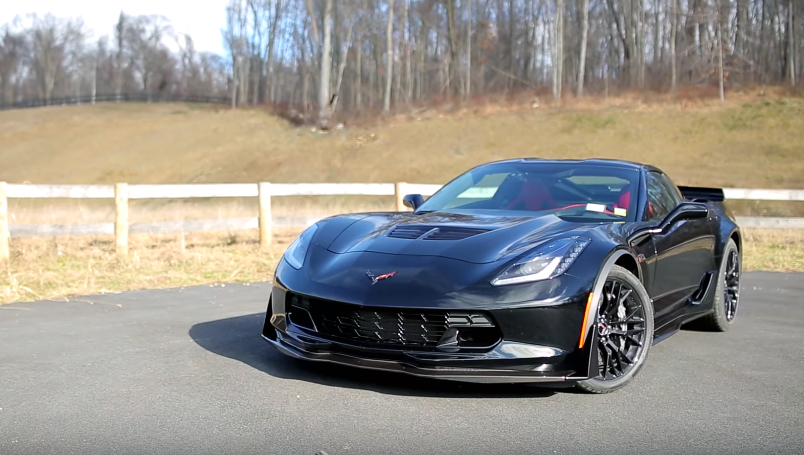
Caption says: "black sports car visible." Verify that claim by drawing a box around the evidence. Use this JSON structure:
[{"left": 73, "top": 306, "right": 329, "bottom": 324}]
[{"left": 262, "top": 159, "right": 742, "bottom": 393}]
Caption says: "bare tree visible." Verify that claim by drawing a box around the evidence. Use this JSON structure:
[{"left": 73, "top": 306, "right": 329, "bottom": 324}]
[
  {"left": 28, "top": 14, "right": 85, "bottom": 102},
  {"left": 115, "top": 12, "right": 124, "bottom": 98},
  {"left": 333, "top": 10, "right": 356, "bottom": 113},
  {"left": 670, "top": 0, "right": 677, "bottom": 92},
  {"left": 444, "top": 0, "right": 459, "bottom": 98},
  {"left": 265, "top": 0, "right": 285, "bottom": 103},
  {"left": 788, "top": 0, "right": 796, "bottom": 86},
  {"left": 717, "top": 9, "right": 724, "bottom": 101},
  {"left": 552, "top": 0, "right": 564, "bottom": 100},
  {"left": 383, "top": 0, "right": 395, "bottom": 114},
  {"left": 318, "top": 0, "right": 333, "bottom": 127},
  {"left": 3, "top": 0, "right": 804, "bottom": 112},
  {"left": 465, "top": 0, "right": 472, "bottom": 97},
  {"left": 577, "top": 0, "right": 590, "bottom": 97}
]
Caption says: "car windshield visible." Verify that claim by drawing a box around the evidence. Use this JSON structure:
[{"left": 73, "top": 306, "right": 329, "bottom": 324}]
[{"left": 417, "top": 161, "right": 640, "bottom": 222}]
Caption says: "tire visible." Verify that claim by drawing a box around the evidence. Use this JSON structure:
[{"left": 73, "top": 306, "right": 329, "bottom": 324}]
[
  {"left": 694, "top": 239, "right": 741, "bottom": 332},
  {"left": 576, "top": 265, "right": 655, "bottom": 394}
]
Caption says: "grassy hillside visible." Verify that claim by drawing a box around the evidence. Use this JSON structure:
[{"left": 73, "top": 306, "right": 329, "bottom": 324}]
[
  {"left": 2, "top": 98, "right": 803, "bottom": 189},
  {"left": 2, "top": 97, "right": 804, "bottom": 303}
]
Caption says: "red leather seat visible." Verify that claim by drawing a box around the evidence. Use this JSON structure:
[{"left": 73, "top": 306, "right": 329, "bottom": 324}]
[
  {"left": 617, "top": 188, "right": 631, "bottom": 210},
  {"left": 505, "top": 180, "right": 556, "bottom": 211}
]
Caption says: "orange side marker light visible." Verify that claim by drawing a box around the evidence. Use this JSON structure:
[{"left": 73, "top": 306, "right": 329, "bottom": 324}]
[{"left": 578, "top": 292, "right": 595, "bottom": 349}]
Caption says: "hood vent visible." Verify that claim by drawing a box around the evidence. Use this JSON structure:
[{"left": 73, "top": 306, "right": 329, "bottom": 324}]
[
  {"left": 387, "top": 225, "right": 433, "bottom": 239},
  {"left": 387, "top": 225, "right": 491, "bottom": 241}
]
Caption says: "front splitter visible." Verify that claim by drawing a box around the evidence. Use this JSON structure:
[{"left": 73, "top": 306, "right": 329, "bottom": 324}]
[{"left": 264, "top": 333, "right": 585, "bottom": 384}]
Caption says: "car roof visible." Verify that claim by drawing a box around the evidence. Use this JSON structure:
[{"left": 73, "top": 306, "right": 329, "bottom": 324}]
[{"left": 480, "top": 157, "right": 654, "bottom": 171}]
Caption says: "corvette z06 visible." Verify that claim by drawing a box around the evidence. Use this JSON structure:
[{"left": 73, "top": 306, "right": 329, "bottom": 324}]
[{"left": 261, "top": 158, "right": 742, "bottom": 393}]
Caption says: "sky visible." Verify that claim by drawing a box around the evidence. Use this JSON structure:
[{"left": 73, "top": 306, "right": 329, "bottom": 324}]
[{"left": 0, "top": 0, "right": 230, "bottom": 55}]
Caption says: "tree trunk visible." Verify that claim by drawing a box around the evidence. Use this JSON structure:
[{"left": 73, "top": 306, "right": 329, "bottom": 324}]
[
  {"left": 92, "top": 56, "right": 97, "bottom": 104},
  {"left": 635, "top": 0, "right": 646, "bottom": 88},
  {"left": 445, "top": 0, "right": 459, "bottom": 98},
  {"left": 115, "top": 13, "right": 124, "bottom": 98},
  {"left": 305, "top": 0, "right": 321, "bottom": 48},
  {"left": 405, "top": 0, "right": 413, "bottom": 102},
  {"left": 418, "top": 15, "right": 428, "bottom": 100},
  {"left": 653, "top": 0, "right": 661, "bottom": 67},
  {"left": 318, "top": 0, "right": 333, "bottom": 128},
  {"left": 577, "top": 0, "right": 589, "bottom": 97},
  {"left": 553, "top": 0, "right": 564, "bottom": 100},
  {"left": 508, "top": 0, "right": 516, "bottom": 90},
  {"left": 670, "top": 0, "right": 677, "bottom": 92},
  {"left": 265, "top": 1, "right": 281, "bottom": 103},
  {"left": 231, "top": 59, "right": 237, "bottom": 109},
  {"left": 383, "top": 0, "right": 395, "bottom": 114},
  {"left": 356, "top": 27, "right": 363, "bottom": 110},
  {"left": 789, "top": 0, "right": 797, "bottom": 85},
  {"left": 717, "top": 17, "right": 725, "bottom": 101},
  {"left": 332, "top": 20, "right": 355, "bottom": 113},
  {"left": 465, "top": 0, "right": 472, "bottom": 98}
]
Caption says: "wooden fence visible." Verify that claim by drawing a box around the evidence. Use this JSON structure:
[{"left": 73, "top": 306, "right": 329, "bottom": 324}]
[
  {"left": 0, "top": 93, "right": 230, "bottom": 111},
  {"left": 0, "top": 182, "right": 802, "bottom": 260}
]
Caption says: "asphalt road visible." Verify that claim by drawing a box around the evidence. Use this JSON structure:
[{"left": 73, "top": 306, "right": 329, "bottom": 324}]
[{"left": 1, "top": 272, "right": 803, "bottom": 455}]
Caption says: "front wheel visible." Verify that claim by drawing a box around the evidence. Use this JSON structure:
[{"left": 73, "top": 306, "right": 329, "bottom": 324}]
[{"left": 576, "top": 265, "right": 655, "bottom": 394}]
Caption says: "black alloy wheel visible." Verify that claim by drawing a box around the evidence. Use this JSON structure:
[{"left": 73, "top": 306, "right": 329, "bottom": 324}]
[
  {"left": 576, "top": 265, "right": 654, "bottom": 394},
  {"left": 723, "top": 249, "right": 740, "bottom": 321},
  {"left": 695, "top": 238, "right": 741, "bottom": 332},
  {"left": 595, "top": 278, "right": 649, "bottom": 380}
]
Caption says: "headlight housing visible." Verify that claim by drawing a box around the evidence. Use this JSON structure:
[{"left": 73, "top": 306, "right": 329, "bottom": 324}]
[
  {"left": 283, "top": 224, "right": 319, "bottom": 269},
  {"left": 491, "top": 236, "right": 591, "bottom": 286}
]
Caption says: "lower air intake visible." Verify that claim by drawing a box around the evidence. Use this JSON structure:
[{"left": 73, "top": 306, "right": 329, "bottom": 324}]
[{"left": 286, "top": 292, "right": 499, "bottom": 350}]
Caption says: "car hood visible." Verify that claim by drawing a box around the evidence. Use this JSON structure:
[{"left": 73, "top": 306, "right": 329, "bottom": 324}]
[{"left": 323, "top": 211, "right": 598, "bottom": 264}]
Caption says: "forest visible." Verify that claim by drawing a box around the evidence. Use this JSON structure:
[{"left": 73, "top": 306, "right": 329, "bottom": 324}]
[{"left": 0, "top": 0, "right": 801, "bottom": 125}]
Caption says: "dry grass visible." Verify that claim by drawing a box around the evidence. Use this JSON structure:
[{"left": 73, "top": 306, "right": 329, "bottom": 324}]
[
  {"left": 2, "top": 96, "right": 804, "bottom": 190},
  {"left": 742, "top": 229, "right": 804, "bottom": 272},
  {"left": 0, "top": 229, "right": 301, "bottom": 304},
  {"left": 1, "top": 227, "right": 801, "bottom": 305},
  {"left": 1, "top": 95, "right": 803, "bottom": 304}
]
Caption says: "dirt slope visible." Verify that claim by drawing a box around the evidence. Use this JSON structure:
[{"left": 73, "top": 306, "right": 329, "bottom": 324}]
[{"left": 1, "top": 99, "right": 803, "bottom": 189}]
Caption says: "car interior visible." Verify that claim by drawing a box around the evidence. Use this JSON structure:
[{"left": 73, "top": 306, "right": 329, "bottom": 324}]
[{"left": 450, "top": 171, "right": 635, "bottom": 218}]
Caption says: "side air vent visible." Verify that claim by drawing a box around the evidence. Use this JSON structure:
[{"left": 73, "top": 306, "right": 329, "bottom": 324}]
[{"left": 387, "top": 225, "right": 490, "bottom": 240}]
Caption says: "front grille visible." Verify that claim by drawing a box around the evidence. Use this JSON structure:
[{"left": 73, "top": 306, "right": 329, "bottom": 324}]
[
  {"left": 387, "top": 225, "right": 491, "bottom": 241},
  {"left": 286, "top": 293, "right": 499, "bottom": 350}
]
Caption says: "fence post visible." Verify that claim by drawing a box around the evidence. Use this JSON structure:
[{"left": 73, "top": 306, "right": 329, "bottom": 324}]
[
  {"left": 0, "top": 182, "right": 8, "bottom": 262},
  {"left": 395, "top": 182, "right": 407, "bottom": 211},
  {"left": 115, "top": 183, "right": 128, "bottom": 258},
  {"left": 259, "top": 182, "right": 272, "bottom": 249}
]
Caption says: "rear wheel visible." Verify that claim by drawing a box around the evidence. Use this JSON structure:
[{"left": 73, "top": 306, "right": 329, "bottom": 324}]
[
  {"left": 694, "top": 239, "right": 741, "bottom": 332},
  {"left": 576, "top": 265, "right": 654, "bottom": 394}
]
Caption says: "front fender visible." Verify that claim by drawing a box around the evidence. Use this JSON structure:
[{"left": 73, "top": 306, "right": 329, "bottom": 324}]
[{"left": 569, "top": 247, "right": 643, "bottom": 379}]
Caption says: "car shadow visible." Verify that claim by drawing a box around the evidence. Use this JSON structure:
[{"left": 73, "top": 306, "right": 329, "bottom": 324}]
[{"left": 189, "top": 312, "right": 559, "bottom": 398}]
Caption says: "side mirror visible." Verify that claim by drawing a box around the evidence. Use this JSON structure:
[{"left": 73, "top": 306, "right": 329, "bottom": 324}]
[
  {"left": 403, "top": 194, "right": 424, "bottom": 210},
  {"left": 628, "top": 202, "right": 708, "bottom": 244}
]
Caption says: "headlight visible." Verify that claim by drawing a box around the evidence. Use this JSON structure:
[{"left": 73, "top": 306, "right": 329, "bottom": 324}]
[
  {"left": 491, "top": 236, "right": 591, "bottom": 286},
  {"left": 283, "top": 224, "right": 319, "bottom": 269}
]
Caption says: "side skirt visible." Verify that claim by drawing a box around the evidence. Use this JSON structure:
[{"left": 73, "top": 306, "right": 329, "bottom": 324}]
[{"left": 651, "top": 269, "right": 719, "bottom": 344}]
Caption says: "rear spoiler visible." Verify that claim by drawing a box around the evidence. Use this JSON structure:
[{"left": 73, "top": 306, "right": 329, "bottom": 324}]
[{"left": 677, "top": 186, "right": 725, "bottom": 202}]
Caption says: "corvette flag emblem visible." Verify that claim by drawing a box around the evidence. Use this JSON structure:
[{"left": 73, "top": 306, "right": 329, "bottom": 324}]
[{"left": 366, "top": 270, "right": 397, "bottom": 285}]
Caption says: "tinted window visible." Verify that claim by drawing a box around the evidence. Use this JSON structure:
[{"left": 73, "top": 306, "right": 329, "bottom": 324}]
[
  {"left": 442, "top": 172, "right": 508, "bottom": 209},
  {"left": 644, "top": 171, "right": 682, "bottom": 221},
  {"left": 417, "top": 162, "right": 639, "bottom": 222}
]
